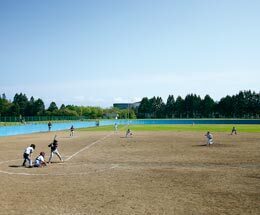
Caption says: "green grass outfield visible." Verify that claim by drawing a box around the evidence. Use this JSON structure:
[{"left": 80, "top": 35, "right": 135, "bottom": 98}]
[{"left": 79, "top": 124, "right": 260, "bottom": 133}]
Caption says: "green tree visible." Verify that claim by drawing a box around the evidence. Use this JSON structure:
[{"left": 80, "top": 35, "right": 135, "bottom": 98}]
[
  {"left": 137, "top": 97, "right": 151, "bottom": 118},
  {"left": 0, "top": 94, "right": 11, "bottom": 116},
  {"left": 165, "top": 95, "right": 175, "bottom": 118},
  {"left": 147, "top": 96, "right": 165, "bottom": 118},
  {"left": 33, "top": 99, "right": 45, "bottom": 115},
  {"left": 174, "top": 96, "right": 184, "bottom": 118},
  {"left": 201, "top": 95, "right": 215, "bottom": 118},
  {"left": 25, "top": 97, "right": 35, "bottom": 116},
  {"left": 8, "top": 103, "right": 20, "bottom": 116},
  {"left": 60, "top": 104, "right": 66, "bottom": 110},
  {"left": 47, "top": 102, "right": 58, "bottom": 112},
  {"left": 217, "top": 96, "right": 234, "bottom": 117},
  {"left": 118, "top": 108, "right": 136, "bottom": 119},
  {"left": 13, "top": 93, "right": 29, "bottom": 116}
]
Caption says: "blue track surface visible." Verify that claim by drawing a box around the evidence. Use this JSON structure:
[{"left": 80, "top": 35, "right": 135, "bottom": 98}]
[{"left": 0, "top": 119, "right": 260, "bottom": 137}]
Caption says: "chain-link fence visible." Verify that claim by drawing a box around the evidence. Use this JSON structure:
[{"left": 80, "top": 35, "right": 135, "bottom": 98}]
[{"left": 0, "top": 116, "right": 90, "bottom": 122}]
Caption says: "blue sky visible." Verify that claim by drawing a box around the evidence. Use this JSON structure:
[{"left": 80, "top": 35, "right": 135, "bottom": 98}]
[{"left": 0, "top": 0, "right": 259, "bottom": 107}]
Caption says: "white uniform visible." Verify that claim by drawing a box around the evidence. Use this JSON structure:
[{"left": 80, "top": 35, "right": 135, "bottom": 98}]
[
  {"left": 206, "top": 133, "right": 213, "bottom": 145},
  {"left": 34, "top": 155, "right": 45, "bottom": 167},
  {"left": 23, "top": 146, "right": 34, "bottom": 167},
  {"left": 126, "top": 129, "right": 132, "bottom": 138},
  {"left": 114, "top": 123, "right": 118, "bottom": 131},
  {"left": 24, "top": 146, "right": 34, "bottom": 155}
]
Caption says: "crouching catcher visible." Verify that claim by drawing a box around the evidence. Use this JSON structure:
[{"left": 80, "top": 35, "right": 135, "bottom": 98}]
[{"left": 34, "top": 152, "right": 47, "bottom": 167}]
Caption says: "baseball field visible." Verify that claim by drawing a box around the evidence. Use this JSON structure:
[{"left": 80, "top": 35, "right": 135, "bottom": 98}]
[{"left": 0, "top": 125, "right": 259, "bottom": 215}]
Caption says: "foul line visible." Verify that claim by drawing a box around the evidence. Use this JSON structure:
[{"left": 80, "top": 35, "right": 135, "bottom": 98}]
[
  {"left": 65, "top": 132, "right": 113, "bottom": 161},
  {"left": 0, "top": 128, "right": 125, "bottom": 176}
]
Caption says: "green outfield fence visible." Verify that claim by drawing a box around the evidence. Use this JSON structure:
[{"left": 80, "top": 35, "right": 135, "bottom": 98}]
[{"left": 0, "top": 116, "right": 90, "bottom": 122}]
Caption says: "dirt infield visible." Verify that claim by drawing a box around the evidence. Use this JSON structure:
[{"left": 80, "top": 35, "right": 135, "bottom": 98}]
[{"left": 0, "top": 130, "right": 259, "bottom": 215}]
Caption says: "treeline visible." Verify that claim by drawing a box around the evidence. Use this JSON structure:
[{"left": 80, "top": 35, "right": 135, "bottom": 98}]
[
  {"left": 0, "top": 93, "right": 136, "bottom": 120},
  {"left": 1, "top": 90, "right": 259, "bottom": 120},
  {"left": 137, "top": 90, "right": 260, "bottom": 118}
]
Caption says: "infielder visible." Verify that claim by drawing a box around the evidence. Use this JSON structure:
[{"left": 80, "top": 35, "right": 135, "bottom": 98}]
[
  {"left": 205, "top": 131, "right": 213, "bottom": 146},
  {"left": 231, "top": 126, "right": 237, "bottom": 135},
  {"left": 126, "top": 128, "right": 133, "bottom": 138}
]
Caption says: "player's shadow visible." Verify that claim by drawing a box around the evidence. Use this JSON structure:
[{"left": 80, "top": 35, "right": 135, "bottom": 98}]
[
  {"left": 48, "top": 161, "right": 63, "bottom": 164},
  {"left": 9, "top": 165, "right": 22, "bottom": 168},
  {"left": 58, "top": 136, "right": 72, "bottom": 139},
  {"left": 192, "top": 144, "right": 208, "bottom": 147}
]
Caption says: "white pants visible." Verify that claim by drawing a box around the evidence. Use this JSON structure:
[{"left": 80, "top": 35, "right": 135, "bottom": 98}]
[
  {"left": 207, "top": 139, "right": 213, "bottom": 145},
  {"left": 48, "top": 149, "right": 62, "bottom": 162}
]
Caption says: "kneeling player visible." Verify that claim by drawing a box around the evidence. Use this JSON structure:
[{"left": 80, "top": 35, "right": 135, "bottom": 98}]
[{"left": 34, "top": 152, "right": 47, "bottom": 167}]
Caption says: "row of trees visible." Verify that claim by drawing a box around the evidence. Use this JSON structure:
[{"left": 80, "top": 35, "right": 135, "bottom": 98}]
[
  {"left": 0, "top": 90, "right": 259, "bottom": 120},
  {"left": 137, "top": 90, "right": 260, "bottom": 118},
  {"left": 0, "top": 93, "right": 136, "bottom": 120}
]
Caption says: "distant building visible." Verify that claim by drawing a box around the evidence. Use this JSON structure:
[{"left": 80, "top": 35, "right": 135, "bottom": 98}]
[
  {"left": 113, "top": 102, "right": 141, "bottom": 110},
  {"left": 131, "top": 102, "right": 141, "bottom": 109}
]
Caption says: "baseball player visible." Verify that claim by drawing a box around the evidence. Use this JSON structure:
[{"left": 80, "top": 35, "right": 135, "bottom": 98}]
[
  {"left": 70, "top": 125, "right": 75, "bottom": 137},
  {"left": 205, "top": 131, "right": 213, "bottom": 146},
  {"left": 231, "top": 126, "right": 237, "bottom": 135},
  {"left": 125, "top": 128, "right": 133, "bottom": 138},
  {"left": 48, "top": 139, "right": 63, "bottom": 163},
  {"left": 114, "top": 123, "right": 118, "bottom": 132},
  {"left": 22, "top": 144, "right": 36, "bottom": 167},
  {"left": 34, "top": 152, "right": 47, "bottom": 167},
  {"left": 48, "top": 121, "right": 52, "bottom": 132}
]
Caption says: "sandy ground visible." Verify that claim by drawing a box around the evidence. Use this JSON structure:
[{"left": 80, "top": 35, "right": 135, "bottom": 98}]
[{"left": 0, "top": 129, "right": 259, "bottom": 215}]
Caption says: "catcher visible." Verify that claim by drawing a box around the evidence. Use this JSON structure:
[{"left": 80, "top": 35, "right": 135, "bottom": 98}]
[{"left": 34, "top": 152, "right": 47, "bottom": 167}]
